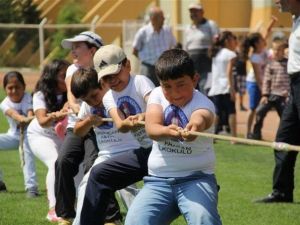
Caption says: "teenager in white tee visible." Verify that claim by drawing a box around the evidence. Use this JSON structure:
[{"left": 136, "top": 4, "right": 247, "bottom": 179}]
[
  {"left": 26, "top": 60, "right": 70, "bottom": 222},
  {"left": 0, "top": 71, "right": 38, "bottom": 196}
]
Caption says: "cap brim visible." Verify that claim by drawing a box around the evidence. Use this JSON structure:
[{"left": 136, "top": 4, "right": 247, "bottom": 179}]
[
  {"left": 97, "top": 64, "right": 122, "bottom": 80},
  {"left": 61, "top": 36, "right": 90, "bottom": 49}
]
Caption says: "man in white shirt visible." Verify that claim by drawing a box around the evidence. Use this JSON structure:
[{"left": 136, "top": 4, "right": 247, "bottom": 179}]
[
  {"left": 132, "top": 6, "right": 177, "bottom": 87},
  {"left": 184, "top": 2, "right": 219, "bottom": 94},
  {"left": 256, "top": 0, "right": 300, "bottom": 203}
]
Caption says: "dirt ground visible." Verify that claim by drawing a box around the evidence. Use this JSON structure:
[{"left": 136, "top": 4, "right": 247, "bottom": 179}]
[{"left": 0, "top": 68, "right": 280, "bottom": 142}]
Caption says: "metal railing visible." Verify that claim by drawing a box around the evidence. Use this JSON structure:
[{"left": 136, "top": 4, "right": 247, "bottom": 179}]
[{"left": 0, "top": 18, "right": 291, "bottom": 69}]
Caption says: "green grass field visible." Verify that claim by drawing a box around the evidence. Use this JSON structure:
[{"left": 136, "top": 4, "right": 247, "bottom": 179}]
[{"left": 1, "top": 88, "right": 300, "bottom": 225}]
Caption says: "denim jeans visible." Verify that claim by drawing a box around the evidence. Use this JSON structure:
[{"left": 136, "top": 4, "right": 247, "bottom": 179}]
[
  {"left": 125, "top": 173, "right": 222, "bottom": 225},
  {"left": 0, "top": 132, "right": 37, "bottom": 190}
]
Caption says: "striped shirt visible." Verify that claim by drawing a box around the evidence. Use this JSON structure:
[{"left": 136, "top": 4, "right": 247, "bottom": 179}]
[{"left": 262, "top": 58, "right": 290, "bottom": 97}]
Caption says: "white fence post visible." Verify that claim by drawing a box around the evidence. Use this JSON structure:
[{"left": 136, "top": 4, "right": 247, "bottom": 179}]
[{"left": 39, "top": 18, "right": 47, "bottom": 69}]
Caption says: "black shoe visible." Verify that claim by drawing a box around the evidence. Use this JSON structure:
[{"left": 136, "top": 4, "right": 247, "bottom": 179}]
[
  {"left": 0, "top": 181, "right": 7, "bottom": 192},
  {"left": 255, "top": 193, "right": 293, "bottom": 203},
  {"left": 251, "top": 133, "right": 262, "bottom": 140}
]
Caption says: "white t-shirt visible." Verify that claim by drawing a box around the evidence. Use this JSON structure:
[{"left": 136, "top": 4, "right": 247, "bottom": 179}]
[
  {"left": 288, "top": 15, "right": 300, "bottom": 74},
  {"left": 65, "top": 64, "right": 82, "bottom": 129},
  {"left": 0, "top": 92, "right": 32, "bottom": 136},
  {"left": 27, "top": 91, "right": 63, "bottom": 138},
  {"left": 246, "top": 51, "right": 268, "bottom": 83},
  {"left": 103, "top": 75, "right": 154, "bottom": 148},
  {"left": 208, "top": 48, "right": 236, "bottom": 96},
  {"left": 184, "top": 20, "right": 219, "bottom": 50},
  {"left": 78, "top": 102, "right": 140, "bottom": 155},
  {"left": 147, "top": 87, "right": 216, "bottom": 178}
]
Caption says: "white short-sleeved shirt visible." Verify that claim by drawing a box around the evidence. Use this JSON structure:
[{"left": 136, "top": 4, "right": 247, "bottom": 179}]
[
  {"left": 288, "top": 16, "right": 300, "bottom": 74},
  {"left": 78, "top": 102, "right": 140, "bottom": 155},
  {"left": 147, "top": 87, "right": 216, "bottom": 178},
  {"left": 27, "top": 91, "right": 63, "bottom": 138},
  {"left": 184, "top": 20, "right": 219, "bottom": 50},
  {"left": 132, "top": 23, "right": 176, "bottom": 65},
  {"left": 0, "top": 92, "right": 32, "bottom": 136},
  {"left": 246, "top": 51, "right": 268, "bottom": 82},
  {"left": 103, "top": 75, "right": 154, "bottom": 148},
  {"left": 208, "top": 48, "right": 237, "bottom": 96},
  {"left": 65, "top": 64, "right": 82, "bottom": 128}
]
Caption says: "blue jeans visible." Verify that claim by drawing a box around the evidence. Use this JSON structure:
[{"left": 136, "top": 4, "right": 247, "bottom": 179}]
[
  {"left": 125, "top": 173, "right": 222, "bottom": 225},
  {"left": 0, "top": 132, "right": 37, "bottom": 190}
]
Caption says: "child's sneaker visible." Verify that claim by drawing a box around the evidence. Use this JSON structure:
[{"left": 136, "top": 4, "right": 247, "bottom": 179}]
[
  {"left": 46, "top": 208, "right": 61, "bottom": 222},
  {"left": 58, "top": 218, "right": 73, "bottom": 225},
  {"left": 26, "top": 186, "right": 39, "bottom": 198},
  {"left": 0, "top": 181, "right": 7, "bottom": 192}
]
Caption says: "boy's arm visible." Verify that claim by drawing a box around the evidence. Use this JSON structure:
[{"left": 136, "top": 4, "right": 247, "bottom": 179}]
[
  {"left": 74, "top": 115, "right": 103, "bottom": 137},
  {"left": 262, "top": 64, "right": 271, "bottom": 96},
  {"left": 145, "top": 103, "right": 181, "bottom": 141},
  {"left": 66, "top": 76, "right": 80, "bottom": 114},
  {"left": 109, "top": 108, "right": 140, "bottom": 133},
  {"left": 181, "top": 108, "right": 215, "bottom": 142}
]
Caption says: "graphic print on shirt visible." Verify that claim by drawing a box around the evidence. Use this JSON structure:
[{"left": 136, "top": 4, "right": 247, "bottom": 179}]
[
  {"left": 117, "top": 96, "right": 152, "bottom": 147},
  {"left": 164, "top": 105, "right": 188, "bottom": 128},
  {"left": 117, "top": 96, "right": 142, "bottom": 117},
  {"left": 164, "top": 105, "right": 189, "bottom": 142},
  {"left": 90, "top": 106, "right": 113, "bottom": 129}
]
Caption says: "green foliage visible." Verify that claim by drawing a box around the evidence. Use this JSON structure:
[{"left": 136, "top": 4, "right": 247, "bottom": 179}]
[
  {"left": 0, "top": 0, "right": 15, "bottom": 44},
  {"left": 11, "top": 0, "right": 41, "bottom": 53},
  {"left": 49, "top": 0, "right": 84, "bottom": 60}
]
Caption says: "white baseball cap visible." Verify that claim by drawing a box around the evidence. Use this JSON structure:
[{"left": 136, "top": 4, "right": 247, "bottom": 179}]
[
  {"left": 93, "top": 44, "right": 127, "bottom": 81},
  {"left": 61, "top": 31, "right": 104, "bottom": 49},
  {"left": 188, "top": 2, "right": 203, "bottom": 10}
]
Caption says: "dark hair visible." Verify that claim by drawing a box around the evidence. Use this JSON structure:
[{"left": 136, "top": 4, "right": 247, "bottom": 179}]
[
  {"left": 85, "top": 42, "right": 100, "bottom": 49},
  {"left": 3, "top": 71, "right": 25, "bottom": 88},
  {"left": 155, "top": 49, "right": 195, "bottom": 81},
  {"left": 35, "top": 59, "right": 70, "bottom": 112},
  {"left": 209, "top": 30, "right": 235, "bottom": 57},
  {"left": 240, "top": 32, "right": 262, "bottom": 60},
  {"left": 71, "top": 68, "right": 101, "bottom": 98}
]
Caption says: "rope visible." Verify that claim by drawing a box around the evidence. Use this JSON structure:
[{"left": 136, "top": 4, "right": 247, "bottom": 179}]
[
  {"left": 21, "top": 116, "right": 300, "bottom": 152},
  {"left": 101, "top": 118, "right": 300, "bottom": 152}
]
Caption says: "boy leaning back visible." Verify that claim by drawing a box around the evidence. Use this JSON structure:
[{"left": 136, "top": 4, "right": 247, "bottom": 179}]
[
  {"left": 80, "top": 44, "right": 154, "bottom": 225},
  {"left": 125, "top": 49, "right": 222, "bottom": 225}
]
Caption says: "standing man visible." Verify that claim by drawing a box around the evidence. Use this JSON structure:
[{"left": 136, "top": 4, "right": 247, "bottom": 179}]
[
  {"left": 257, "top": 0, "right": 300, "bottom": 203},
  {"left": 184, "top": 2, "right": 219, "bottom": 94},
  {"left": 132, "top": 6, "right": 177, "bottom": 87}
]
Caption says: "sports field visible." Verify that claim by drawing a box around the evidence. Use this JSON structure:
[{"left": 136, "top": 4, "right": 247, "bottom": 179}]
[{"left": 1, "top": 85, "right": 300, "bottom": 225}]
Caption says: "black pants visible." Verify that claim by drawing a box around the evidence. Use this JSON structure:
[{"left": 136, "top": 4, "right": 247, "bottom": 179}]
[
  {"left": 55, "top": 128, "right": 99, "bottom": 218},
  {"left": 187, "top": 49, "right": 212, "bottom": 94},
  {"left": 140, "top": 62, "right": 158, "bottom": 87},
  {"left": 252, "top": 95, "right": 286, "bottom": 138},
  {"left": 80, "top": 147, "right": 151, "bottom": 225},
  {"left": 272, "top": 75, "right": 300, "bottom": 199}
]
